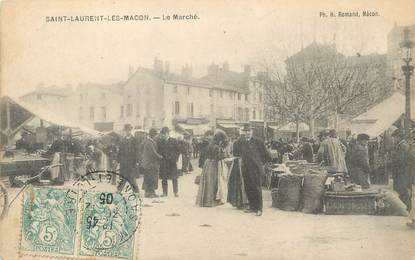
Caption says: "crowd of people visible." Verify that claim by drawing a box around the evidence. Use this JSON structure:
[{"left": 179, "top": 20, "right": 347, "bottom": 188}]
[{"left": 14, "top": 122, "right": 414, "bottom": 224}]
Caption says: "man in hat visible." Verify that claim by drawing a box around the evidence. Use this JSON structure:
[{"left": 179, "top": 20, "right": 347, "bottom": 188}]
[
  {"left": 317, "top": 129, "right": 348, "bottom": 174},
  {"left": 391, "top": 129, "right": 411, "bottom": 208},
  {"left": 300, "top": 137, "right": 314, "bottom": 163},
  {"left": 142, "top": 128, "right": 163, "bottom": 198},
  {"left": 348, "top": 133, "right": 371, "bottom": 189},
  {"left": 233, "top": 123, "right": 272, "bottom": 216},
  {"left": 117, "top": 124, "right": 139, "bottom": 193},
  {"left": 157, "top": 127, "right": 181, "bottom": 197},
  {"left": 135, "top": 129, "right": 148, "bottom": 177}
]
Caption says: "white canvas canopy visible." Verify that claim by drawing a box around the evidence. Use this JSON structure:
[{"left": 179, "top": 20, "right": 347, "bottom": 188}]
[
  {"left": 277, "top": 122, "right": 310, "bottom": 133},
  {"left": 351, "top": 92, "right": 404, "bottom": 138},
  {"left": 177, "top": 123, "right": 211, "bottom": 136},
  {"left": 0, "top": 96, "right": 101, "bottom": 138}
]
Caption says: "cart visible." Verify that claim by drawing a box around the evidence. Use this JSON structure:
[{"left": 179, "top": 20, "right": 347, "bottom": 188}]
[{"left": 0, "top": 164, "right": 61, "bottom": 220}]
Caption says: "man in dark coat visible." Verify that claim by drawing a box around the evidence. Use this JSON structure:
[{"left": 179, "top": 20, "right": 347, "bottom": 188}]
[
  {"left": 233, "top": 124, "right": 271, "bottom": 216},
  {"left": 300, "top": 137, "right": 314, "bottom": 163},
  {"left": 157, "top": 127, "right": 181, "bottom": 197},
  {"left": 391, "top": 129, "right": 411, "bottom": 208},
  {"left": 348, "top": 133, "right": 371, "bottom": 189},
  {"left": 117, "top": 124, "right": 139, "bottom": 193},
  {"left": 142, "top": 128, "right": 163, "bottom": 198}
]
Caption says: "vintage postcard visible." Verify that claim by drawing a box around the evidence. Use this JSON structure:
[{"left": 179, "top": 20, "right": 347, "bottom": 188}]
[{"left": 0, "top": 0, "right": 415, "bottom": 259}]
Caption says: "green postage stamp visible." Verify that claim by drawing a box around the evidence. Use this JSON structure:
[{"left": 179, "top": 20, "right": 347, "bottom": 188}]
[
  {"left": 20, "top": 186, "right": 140, "bottom": 259},
  {"left": 21, "top": 188, "right": 78, "bottom": 255},
  {"left": 80, "top": 191, "right": 140, "bottom": 259}
]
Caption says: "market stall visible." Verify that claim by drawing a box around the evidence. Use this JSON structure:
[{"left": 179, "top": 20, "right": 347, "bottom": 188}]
[
  {"left": 0, "top": 96, "right": 102, "bottom": 186},
  {"left": 269, "top": 159, "right": 409, "bottom": 216}
]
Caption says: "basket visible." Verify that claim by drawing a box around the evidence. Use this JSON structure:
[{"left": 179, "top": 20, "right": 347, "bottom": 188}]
[{"left": 323, "top": 191, "right": 381, "bottom": 215}]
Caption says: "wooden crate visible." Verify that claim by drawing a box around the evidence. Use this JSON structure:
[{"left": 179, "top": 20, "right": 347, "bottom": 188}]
[{"left": 323, "top": 191, "right": 381, "bottom": 215}]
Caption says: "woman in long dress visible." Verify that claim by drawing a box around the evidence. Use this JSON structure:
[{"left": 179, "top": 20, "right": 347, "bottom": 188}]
[{"left": 196, "top": 130, "right": 228, "bottom": 207}]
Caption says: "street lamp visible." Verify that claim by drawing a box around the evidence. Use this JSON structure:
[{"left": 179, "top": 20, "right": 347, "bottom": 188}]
[{"left": 399, "top": 27, "right": 414, "bottom": 137}]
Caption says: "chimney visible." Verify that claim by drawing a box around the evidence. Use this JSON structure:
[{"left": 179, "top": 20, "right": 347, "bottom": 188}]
[
  {"left": 208, "top": 63, "right": 219, "bottom": 76},
  {"left": 244, "top": 65, "right": 251, "bottom": 77},
  {"left": 181, "top": 64, "right": 193, "bottom": 79},
  {"left": 222, "top": 61, "right": 229, "bottom": 71},
  {"left": 153, "top": 58, "right": 164, "bottom": 75},
  {"left": 164, "top": 61, "right": 170, "bottom": 75}
]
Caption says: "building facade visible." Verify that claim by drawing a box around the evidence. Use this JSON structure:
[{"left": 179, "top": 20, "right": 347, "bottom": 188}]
[{"left": 20, "top": 58, "right": 264, "bottom": 134}]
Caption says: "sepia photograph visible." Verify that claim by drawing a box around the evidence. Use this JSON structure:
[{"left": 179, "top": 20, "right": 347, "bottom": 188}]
[{"left": 0, "top": 0, "right": 414, "bottom": 259}]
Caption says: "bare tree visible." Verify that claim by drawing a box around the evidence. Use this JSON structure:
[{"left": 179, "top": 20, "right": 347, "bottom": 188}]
[{"left": 260, "top": 44, "right": 391, "bottom": 140}]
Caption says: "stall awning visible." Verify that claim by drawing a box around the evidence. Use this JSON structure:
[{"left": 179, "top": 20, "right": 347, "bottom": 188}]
[
  {"left": 177, "top": 123, "right": 211, "bottom": 136},
  {"left": 351, "top": 92, "right": 404, "bottom": 138},
  {"left": 217, "top": 123, "right": 240, "bottom": 129},
  {"left": 277, "top": 122, "right": 309, "bottom": 133},
  {"left": 0, "top": 96, "right": 101, "bottom": 137}
]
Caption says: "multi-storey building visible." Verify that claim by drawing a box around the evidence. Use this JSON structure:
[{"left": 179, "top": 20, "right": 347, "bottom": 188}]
[
  {"left": 20, "top": 85, "right": 77, "bottom": 122},
  {"left": 20, "top": 58, "right": 262, "bottom": 135},
  {"left": 76, "top": 82, "right": 124, "bottom": 131}
]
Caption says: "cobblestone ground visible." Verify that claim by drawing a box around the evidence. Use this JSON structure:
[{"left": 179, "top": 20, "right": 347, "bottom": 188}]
[{"left": 0, "top": 159, "right": 413, "bottom": 260}]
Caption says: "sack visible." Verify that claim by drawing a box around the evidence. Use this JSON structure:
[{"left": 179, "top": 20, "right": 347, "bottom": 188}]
[
  {"left": 377, "top": 190, "right": 409, "bottom": 216},
  {"left": 301, "top": 172, "right": 327, "bottom": 213},
  {"left": 194, "top": 175, "right": 201, "bottom": 185},
  {"left": 276, "top": 174, "right": 303, "bottom": 211}
]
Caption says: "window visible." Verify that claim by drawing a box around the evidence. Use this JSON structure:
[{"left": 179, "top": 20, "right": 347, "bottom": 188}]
[
  {"left": 136, "top": 103, "right": 140, "bottom": 117},
  {"left": 238, "top": 93, "right": 241, "bottom": 100},
  {"left": 146, "top": 101, "right": 150, "bottom": 117},
  {"left": 101, "top": 106, "right": 106, "bottom": 121},
  {"left": 174, "top": 101, "right": 180, "bottom": 115},
  {"left": 188, "top": 103, "right": 194, "bottom": 117},
  {"left": 89, "top": 107, "right": 95, "bottom": 121},
  {"left": 187, "top": 86, "right": 191, "bottom": 95},
  {"left": 101, "top": 93, "right": 106, "bottom": 99},
  {"left": 120, "top": 106, "right": 124, "bottom": 118},
  {"left": 245, "top": 94, "right": 248, "bottom": 101},
  {"left": 36, "top": 94, "right": 42, "bottom": 100},
  {"left": 210, "top": 104, "right": 214, "bottom": 113},
  {"left": 79, "top": 107, "right": 83, "bottom": 120},
  {"left": 126, "top": 104, "right": 132, "bottom": 117},
  {"left": 145, "top": 87, "right": 150, "bottom": 95},
  {"left": 209, "top": 89, "right": 213, "bottom": 97},
  {"left": 237, "top": 108, "right": 243, "bottom": 121},
  {"left": 220, "top": 90, "right": 223, "bottom": 98},
  {"left": 245, "top": 108, "right": 249, "bottom": 121},
  {"left": 252, "top": 109, "right": 256, "bottom": 120},
  {"left": 174, "top": 85, "right": 178, "bottom": 93},
  {"left": 79, "top": 94, "right": 83, "bottom": 100},
  {"left": 199, "top": 104, "right": 203, "bottom": 116},
  {"left": 259, "top": 109, "right": 262, "bottom": 120},
  {"left": 136, "top": 86, "right": 140, "bottom": 95},
  {"left": 229, "top": 92, "right": 233, "bottom": 99},
  {"left": 259, "top": 92, "right": 262, "bottom": 102}
]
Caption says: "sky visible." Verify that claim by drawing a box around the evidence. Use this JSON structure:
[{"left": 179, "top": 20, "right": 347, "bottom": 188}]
[{"left": 1, "top": 0, "right": 415, "bottom": 97}]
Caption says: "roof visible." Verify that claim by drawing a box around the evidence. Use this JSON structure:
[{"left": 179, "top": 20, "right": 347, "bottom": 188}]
[
  {"left": 0, "top": 96, "right": 101, "bottom": 137},
  {"left": 127, "top": 67, "right": 249, "bottom": 94},
  {"left": 200, "top": 68, "right": 249, "bottom": 93},
  {"left": 286, "top": 42, "right": 342, "bottom": 63},
  {"left": 20, "top": 86, "right": 73, "bottom": 98},
  {"left": 351, "top": 92, "right": 404, "bottom": 138}
]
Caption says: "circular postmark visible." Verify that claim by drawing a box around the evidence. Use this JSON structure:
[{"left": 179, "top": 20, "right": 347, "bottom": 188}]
[{"left": 65, "top": 170, "right": 141, "bottom": 258}]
